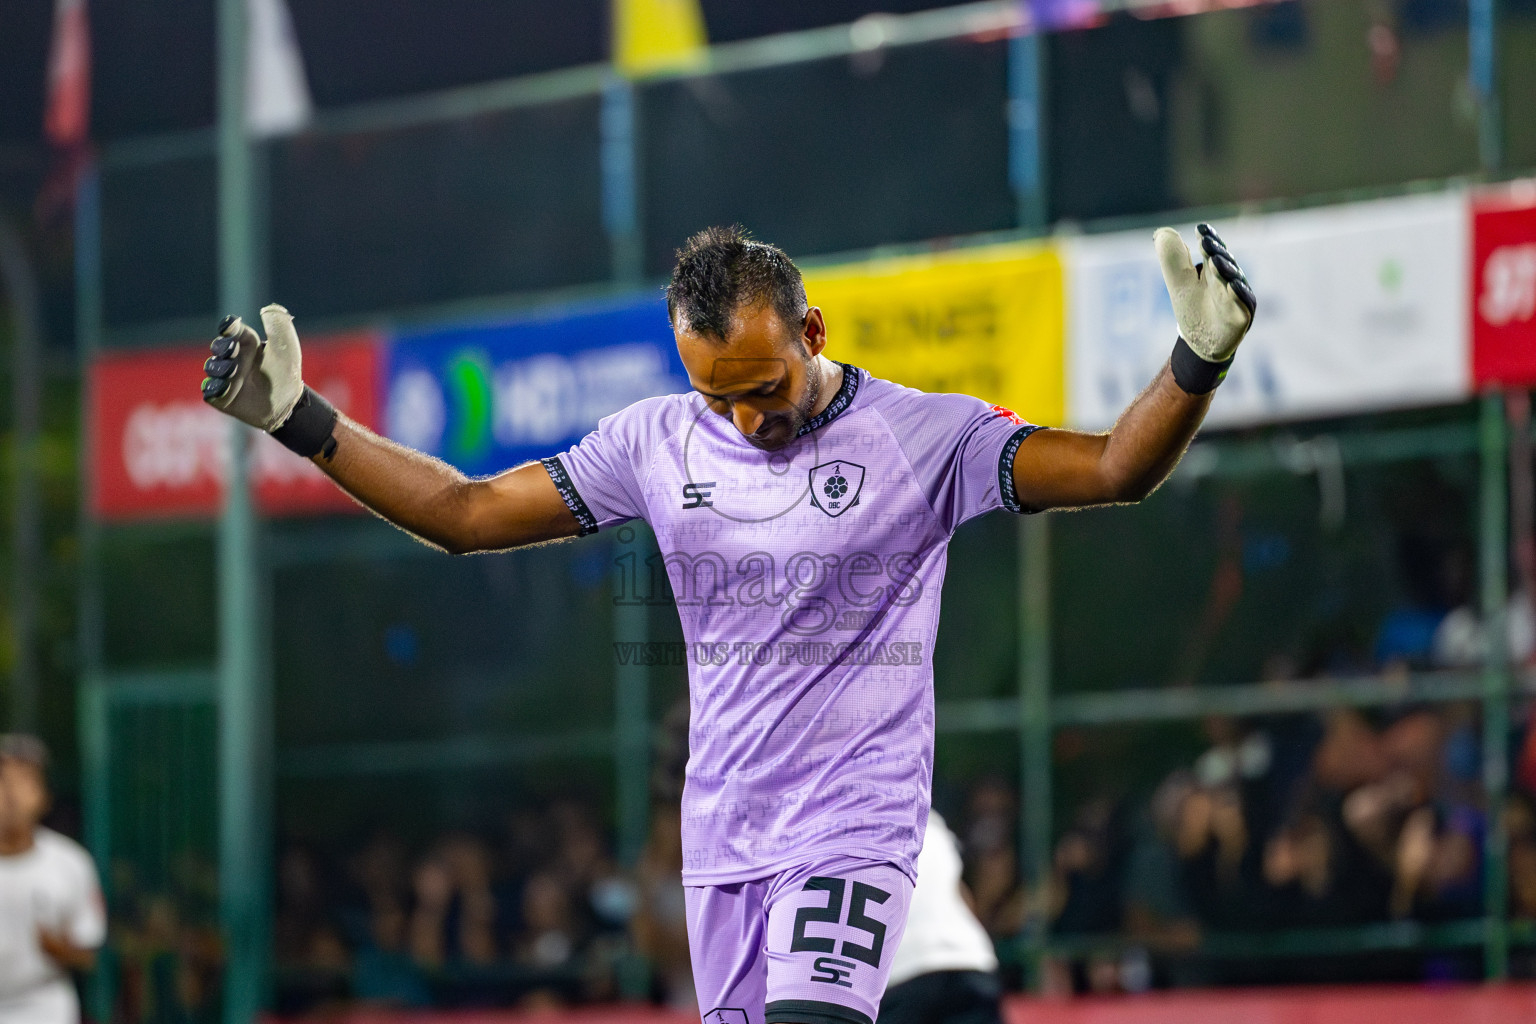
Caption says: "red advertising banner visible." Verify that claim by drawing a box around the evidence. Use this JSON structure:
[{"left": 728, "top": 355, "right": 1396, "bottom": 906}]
[
  {"left": 1473, "top": 181, "right": 1536, "bottom": 388},
  {"left": 265, "top": 985, "right": 1536, "bottom": 1024},
  {"left": 89, "top": 332, "right": 380, "bottom": 520}
]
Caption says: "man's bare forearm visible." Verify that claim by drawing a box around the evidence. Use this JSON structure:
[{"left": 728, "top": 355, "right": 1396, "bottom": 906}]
[
  {"left": 311, "top": 416, "right": 580, "bottom": 553},
  {"left": 1012, "top": 363, "right": 1211, "bottom": 510},
  {"left": 1097, "top": 363, "right": 1213, "bottom": 502}
]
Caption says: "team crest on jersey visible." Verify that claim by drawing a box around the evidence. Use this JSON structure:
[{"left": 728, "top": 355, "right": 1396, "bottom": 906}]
[
  {"left": 809, "top": 460, "right": 865, "bottom": 518},
  {"left": 702, "top": 1010, "right": 748, "bottom": 1024}
]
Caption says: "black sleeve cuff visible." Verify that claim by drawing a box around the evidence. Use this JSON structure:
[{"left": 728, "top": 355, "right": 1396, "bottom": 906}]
[
  {"left": 999, "top": 423, "right": 1047, "bottom": 514},
  {"left": 540, "top": 456, "right": 599, "bottom": 536}
]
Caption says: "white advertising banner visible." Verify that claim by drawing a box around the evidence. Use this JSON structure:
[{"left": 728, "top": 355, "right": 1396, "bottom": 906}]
[{"left": 1066, "top": 191, "right": 1470, "bottom": 430}]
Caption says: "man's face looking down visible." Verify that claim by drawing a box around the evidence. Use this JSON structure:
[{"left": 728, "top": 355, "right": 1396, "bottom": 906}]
[
  {"left": 0, "top": 757, "right": 48, "bottom": 841},
  {"left": 675, "top": 302, "right": 831, "bottom": 452}
]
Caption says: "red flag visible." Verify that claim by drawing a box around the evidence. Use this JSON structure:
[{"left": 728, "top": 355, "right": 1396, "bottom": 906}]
[
  {"left": 44, "top": 0, "right": 91, "bottom": 148},
  {"left": 37, "top": 0, "right": 91, "bottom": 224}
]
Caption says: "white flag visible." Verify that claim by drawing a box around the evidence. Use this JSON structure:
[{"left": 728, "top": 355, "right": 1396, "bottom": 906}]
[{"left": 247, "top": 0, "right": 311, "bottom": 138}]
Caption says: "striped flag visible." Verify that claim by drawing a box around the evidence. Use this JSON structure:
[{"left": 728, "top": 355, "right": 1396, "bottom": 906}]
[
  {"left": 37, "top": 0, "right": 90, "bottom": 221},
  {"left": 247, "top": 0, "right": 312, "bottom": 137},
  {"left": 43, "top": 0, "right": 90, "bottom": 147},
  {"left": 613, "top": 0, "right": 707, "bottom": 77}
]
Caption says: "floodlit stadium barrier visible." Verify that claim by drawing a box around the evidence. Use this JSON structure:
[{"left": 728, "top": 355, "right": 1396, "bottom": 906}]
[{"left": 72, "top": 3, "right": 1536, "bottom": 1020}]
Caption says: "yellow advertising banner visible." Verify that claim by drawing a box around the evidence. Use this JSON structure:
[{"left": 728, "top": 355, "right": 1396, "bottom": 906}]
[{"left": 804, "top": 242, "right": 1065, "bottom": 426}]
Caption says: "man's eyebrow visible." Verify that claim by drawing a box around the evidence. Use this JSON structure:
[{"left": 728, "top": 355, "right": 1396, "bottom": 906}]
[{"left": 691, "top": 378, "right": 781, "bottom": 400}]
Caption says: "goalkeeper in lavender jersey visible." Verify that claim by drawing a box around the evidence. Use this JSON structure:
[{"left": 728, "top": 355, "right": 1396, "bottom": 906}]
[
  {"left": 554, "top": 342, "right": 1042, "bottom": 889},
  {"left": 198, "top": 224, "right": 1255, "bottom": 1024}
]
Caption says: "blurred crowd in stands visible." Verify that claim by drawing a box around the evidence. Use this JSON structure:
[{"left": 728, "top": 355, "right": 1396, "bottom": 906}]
[
  {"left": 1040, "top": 536, "right": 1536, "bottom": 993},
  {"left": 101, "top": 706, "right": 1536, "bottom": 1019},
  {"left": 265, "top": 800, "right": 678, "bottom": 1012},
  {"left": 96, "top": 537, "right": 1536, "bottom": 1016}
]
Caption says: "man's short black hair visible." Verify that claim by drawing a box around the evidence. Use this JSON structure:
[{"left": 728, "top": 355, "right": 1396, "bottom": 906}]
[
  {"left": 666, "top": 225, "right": 808, "bottom": 341},
  {"left": 0, "top": 733, "right": 48, "bottom": 771}
]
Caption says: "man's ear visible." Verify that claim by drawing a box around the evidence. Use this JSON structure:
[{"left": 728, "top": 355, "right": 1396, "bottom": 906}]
[{"left": 802, "top": 306, "right": 827, "bottom": 358}]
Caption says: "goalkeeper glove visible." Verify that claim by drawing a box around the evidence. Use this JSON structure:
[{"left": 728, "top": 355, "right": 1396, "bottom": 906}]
[
  {"left": 201, "top": 304, "right": 339, "bottom": 459},
  {"left": 1155, "top": 223, "right": 1257, "bottom": 394}
]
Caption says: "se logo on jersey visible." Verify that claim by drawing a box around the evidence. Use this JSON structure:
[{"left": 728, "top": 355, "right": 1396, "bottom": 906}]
[
  {"left": 809, "top": 461, "right": 865, "bottom": 518},
  {"left": 682, "top": 481, "right": 716, "bottom": 509}
]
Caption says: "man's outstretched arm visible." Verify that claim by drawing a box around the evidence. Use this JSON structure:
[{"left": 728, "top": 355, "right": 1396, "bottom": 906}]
[
  {"left": 199, "top": 306, "right": 580, "bottom": 554},
  {"left": 1012, "top": 364, "right": 1211, "bottom": 510},
  {"left": 317, "top": 416, "right": 581, "bottom": 553},
  {"left": 1013, "top": 223, "right": 1257, "bottom": 513}
]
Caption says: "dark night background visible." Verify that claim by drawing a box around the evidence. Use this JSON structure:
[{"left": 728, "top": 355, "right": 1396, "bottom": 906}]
[{"left": 0, "top": 0, "right": 991, "bottom": 142}]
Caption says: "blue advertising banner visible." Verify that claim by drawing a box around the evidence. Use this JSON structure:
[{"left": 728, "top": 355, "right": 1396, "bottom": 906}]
[{"left": 384, "top": 296, "right": 686, "bottom": 475}]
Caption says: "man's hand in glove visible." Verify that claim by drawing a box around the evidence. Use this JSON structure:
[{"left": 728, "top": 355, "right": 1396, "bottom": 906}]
[
  {"left": 1154, "top": 223, "right": 1257, "bottom": 394},
  {"left": 201, "top": 304, "right": 339, "bottom": 460}
]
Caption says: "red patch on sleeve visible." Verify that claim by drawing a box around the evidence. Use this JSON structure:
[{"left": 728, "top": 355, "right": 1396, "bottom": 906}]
[{"left": 989, "top": 404, "right": 1024, "bottom": 425}]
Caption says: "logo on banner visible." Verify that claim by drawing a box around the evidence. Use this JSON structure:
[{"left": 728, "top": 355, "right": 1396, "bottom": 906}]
[
  {"left": 91, "top": 336, "right": 379, "bottom": 520},
  {"left": 1473, "top": 196, "right": 1536, "bottom": 389},
  {"left": 809, "top": 461, "right": 865, "bottom": 518},
  {"left": 1480, "top": 243, "right": 1536, "bottom": 327},
  {"left": 385, "top": 300, "right": 688, "bottom": 477}
]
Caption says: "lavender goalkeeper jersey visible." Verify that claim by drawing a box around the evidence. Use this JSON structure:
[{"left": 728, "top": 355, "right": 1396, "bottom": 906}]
[{"left": 543, "top": 365, "right": 1041, "bottom": 885}]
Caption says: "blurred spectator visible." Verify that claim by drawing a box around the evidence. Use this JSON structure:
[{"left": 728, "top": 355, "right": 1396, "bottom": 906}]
[
  {"left": 1170, "top": 759, "right": 1254, "bottom": 931},
  {"left": 0, "top": 735, "right": 106, "bottom": 1024},
  {"left": 630, "top": 805, "right": 692, "bottom": 1009},
  {"left": 1508, "top": 794, "right": 1536, "bottom": 920},
  {"left": 346, "top": 830, "right": 429, "bottom": 1006},
  {"left": 513, "top": 871, "right": 581, "bottom": 969},
  {"left": 1374, "top": 542, "right": 1469, "bottom": 671},
  {"left": 549, "top": 801, "right": 634, "bottom": 939},
  {"left": 272, "top": 843, "right": 350, "bottom": 1011},
  {"left": 274, "top": 844, "right": 348, "bottom": 971},
  {"left": 1262, "top": 790, "right": 1386, "bottom": 928},
  {"left": 438, "top": 833, "right": 501, "bottom": 965},
  {"left": 1121, "top": 773, "right": 1200, "bottom": 953},
  {"left": 1051, "top": 798, "right": 1128, "bottom": 936},
  {"left": 109, "top": 852, "right": 223, "bottom": 1024},
  {"left": 1433, "top": 588, "right": 1536, "bottom": 667},
  {"left": 407, "top": 853, "right": 455, "bottom": 969},
  {"left": 962, "top": 779, "right": 1026, "bottom": 938}
]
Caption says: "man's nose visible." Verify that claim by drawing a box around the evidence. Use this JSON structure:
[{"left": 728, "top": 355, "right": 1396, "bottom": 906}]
[{"left": 732, "top": 404, "right": 765, "bottom": 437}]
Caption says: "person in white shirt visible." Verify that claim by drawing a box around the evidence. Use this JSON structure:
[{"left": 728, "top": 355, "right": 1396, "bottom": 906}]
[
  {"left": 879, "top": 809, "right": 1005, "bottom": 1024},
  {"left": 0, "top": 735, "right": 106, "bottom": 1024}
]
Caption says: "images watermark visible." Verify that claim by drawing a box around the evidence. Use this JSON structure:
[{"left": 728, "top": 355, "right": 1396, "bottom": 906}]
[
  {"left": 612, "top": 639, "right": 925, "bottom": 667},
  {"left": 613, "top": 537, "right": 926, "bottom": 637}
]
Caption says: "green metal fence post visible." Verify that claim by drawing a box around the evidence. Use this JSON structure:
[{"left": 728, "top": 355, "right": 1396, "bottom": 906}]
[
  {"left": 1019, "top": 512, "right": 1053, "bottom": 988},
  {"left": 603, "top": 58, "right": 650, "bottom": 998},
  {"left": 0, "top": 213, "right": 43, "bottom": 732},
  {"left": 1007, "top": 24, "right": 1048, "bottom": 231},
  {"left": 216, "top": 0, "right": 272, "bottom": 1019},
  {"left": 78, "top": 678, "right": 112, "bottom": 1022},
  {"left": 612, "top": 524, "right": 652, "bottom": 1000},
  {"left": 72, "top": 159, "right": 115, "bottom": 1024},
  {"left": 613, "top": 526, "right": 652, "bottom": 867},
  {"left": 601, "top": 74, "right": 643, "bottom": 286},
  {"left": 1480, "top": 391, "right": 1511, "bottom": 980},
  {"left": 1470, "top": 0, "right": 1503, "bottom": 174}
]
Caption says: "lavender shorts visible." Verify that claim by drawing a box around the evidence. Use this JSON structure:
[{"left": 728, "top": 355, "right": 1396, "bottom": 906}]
[{"left": 686, "top": 855, "right": 914, "bottom": 1024}]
